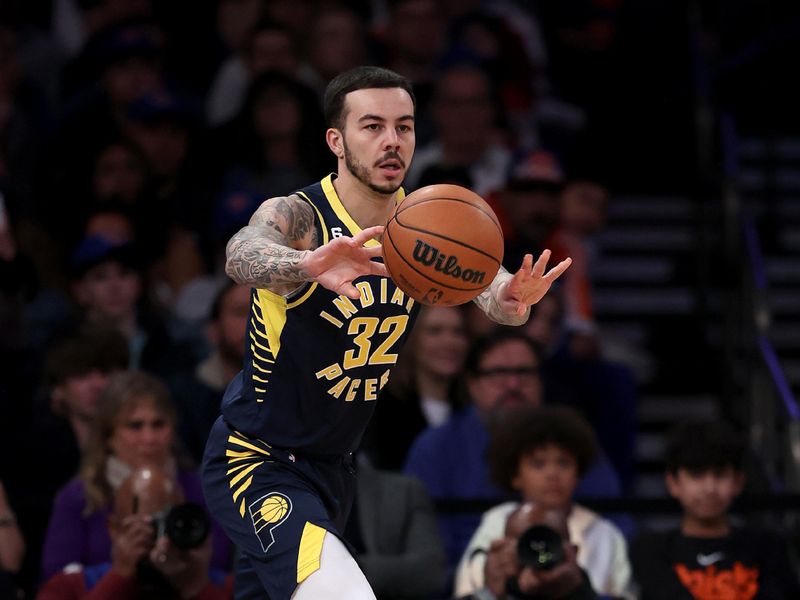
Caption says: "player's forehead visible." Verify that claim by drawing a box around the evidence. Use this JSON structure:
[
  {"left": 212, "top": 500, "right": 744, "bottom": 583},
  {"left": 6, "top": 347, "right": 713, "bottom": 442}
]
[{"left": 343, "top": 87, "right": 415, "bottom": 123}]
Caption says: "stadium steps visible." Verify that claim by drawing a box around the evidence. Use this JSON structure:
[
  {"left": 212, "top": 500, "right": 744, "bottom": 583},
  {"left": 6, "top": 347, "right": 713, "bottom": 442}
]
[{"left": 590, "top": 194, "right": 723, "bottom": 499}]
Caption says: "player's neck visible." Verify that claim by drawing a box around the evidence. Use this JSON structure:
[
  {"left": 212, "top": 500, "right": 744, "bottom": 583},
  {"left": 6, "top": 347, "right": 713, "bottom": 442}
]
[
  {"left": 681, "top": 514, "right": 732, "bottom": 538},
  {"left": 332, "top": 170, "right": 398, "bottom": 229}
]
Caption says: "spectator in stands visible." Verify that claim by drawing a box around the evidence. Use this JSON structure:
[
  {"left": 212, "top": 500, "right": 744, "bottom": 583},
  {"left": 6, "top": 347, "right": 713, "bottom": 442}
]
[
  {"left": 213, "top": 71, "right": 328, "bottom": 244},
  {"left": 40, "top": 371, "right": 232, "bottom": 580},
  {"left": 36, "top": 465, "right": 233, "bottom": 600},
  {"left": 362, "top": 306, "right": 470, "bottom": 470},
  {"left": 0, "top": 479, "right": 25, "bottom": 598},
  {"left": 548, "top": 177, "right": 609, "bottom": 351},
  {"left": 454, "top": 406, "right": 632, "bottom": 598},
  {"left": 343, "top": 457, "right": 448, "bottom": 599},
  {"left": 455, "top": 501, "right": 599, "bottom": 600},
  {"left": 631, "top": 420, "right": 800, "bottom": 599},
  {"left": 39, "top": 19, "right": 166, "bottom": 249},
  {"left": 68, "top": 233, "right": 196, "bottom": 377},
  {"left": 2, "top": 329, "right": 128, "bottom": 595},
  {"left": 44, "top": 329, "right": 129, "bottom": 467},
  {"left": 168, "top": 281, "right": 250, "bottom": 463},
  {"left": 491, "top": 149, "right": 566, "bottom": 274},
  {"left": 405, "top": 62, "right": 511, "bottom": 195},
  {"left": 297, "top": 6, "right": 367, "bottom": 99},
  {"left": 404, "top": 329, "right": 620, "bottom": 570}
]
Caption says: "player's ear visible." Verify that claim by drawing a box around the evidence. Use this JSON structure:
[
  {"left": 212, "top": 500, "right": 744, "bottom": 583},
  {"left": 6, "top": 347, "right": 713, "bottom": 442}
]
[{"left": 326, "top": 128, "right": 344, "bottom": 159}]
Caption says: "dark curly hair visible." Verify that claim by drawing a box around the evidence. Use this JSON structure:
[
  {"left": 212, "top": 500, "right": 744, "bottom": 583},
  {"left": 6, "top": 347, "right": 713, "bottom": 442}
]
[
  {"left": 665, "top": 420, "right": 746, "bottom": 475},
  {"left": 488, "top": 405, "right": 598, "bottom": 493}
]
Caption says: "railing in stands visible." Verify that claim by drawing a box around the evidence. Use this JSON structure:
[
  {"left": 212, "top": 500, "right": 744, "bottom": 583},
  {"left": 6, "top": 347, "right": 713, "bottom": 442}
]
[{"left": 723, "top": 111, "right": 800, "bottom": 492}]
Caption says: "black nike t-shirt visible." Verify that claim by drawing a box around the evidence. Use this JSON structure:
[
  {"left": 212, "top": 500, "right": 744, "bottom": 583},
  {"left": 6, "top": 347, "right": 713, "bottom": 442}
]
[{"left": 631, "top": 527, "right": 800, "bottom": 600}]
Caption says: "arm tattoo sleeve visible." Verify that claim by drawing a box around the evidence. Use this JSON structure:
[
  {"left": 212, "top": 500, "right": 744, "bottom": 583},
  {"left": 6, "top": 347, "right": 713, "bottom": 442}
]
[
  {"left": 473, "top": 266, "right": 530, "bottom": 326},
  {"left": 225, "top": 196, "right": 319, "bottom": 288}
]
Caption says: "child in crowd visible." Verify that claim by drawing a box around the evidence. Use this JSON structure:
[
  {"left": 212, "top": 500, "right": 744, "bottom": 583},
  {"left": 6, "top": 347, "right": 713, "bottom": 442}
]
[
  {"left": 454, "top": 406, "right": 632, "bottom": 598},
  {"left": 631, "top": 420, "right": 800, "bottom": 599}
]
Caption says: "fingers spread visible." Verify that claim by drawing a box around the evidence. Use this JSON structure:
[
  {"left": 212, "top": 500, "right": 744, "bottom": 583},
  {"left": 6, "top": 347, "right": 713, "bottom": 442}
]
[
  {"left": 363, "top": 245, "right": 384, "bottom": 258},
  {"left": 544, "top": 257, "right": 572, "bottom": 281},
  {"left": 520, "top": 253, "right": 534, "bottom": 274},
  {"left": 354, "top": 225, "right": 385, "bottom": 246},
  {"left": 370, "top": 261, "right": 389, "bottom": 277},
  {"left": 532, "top": 249, "right": 551, "bottom": 277}
]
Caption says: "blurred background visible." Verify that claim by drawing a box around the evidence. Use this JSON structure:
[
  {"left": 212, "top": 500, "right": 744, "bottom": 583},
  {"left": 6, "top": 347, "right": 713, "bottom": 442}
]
[{"left": 1, "top": 0, "right": 800, "bottom": 598}]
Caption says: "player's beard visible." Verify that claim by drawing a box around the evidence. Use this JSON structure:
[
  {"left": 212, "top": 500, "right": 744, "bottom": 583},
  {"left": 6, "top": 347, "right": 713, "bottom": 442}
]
[{"left": 343, "top": 139, "right": 403, "bottom": 195}]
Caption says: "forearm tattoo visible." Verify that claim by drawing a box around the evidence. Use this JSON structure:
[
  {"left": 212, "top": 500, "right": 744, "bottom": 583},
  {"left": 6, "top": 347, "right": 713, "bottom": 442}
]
[
  {"left": 473, "top": 266, "right": 530, "bottom": 326},
  {"left": 225, "top": 196, "right": 319, "bottom": 288}
]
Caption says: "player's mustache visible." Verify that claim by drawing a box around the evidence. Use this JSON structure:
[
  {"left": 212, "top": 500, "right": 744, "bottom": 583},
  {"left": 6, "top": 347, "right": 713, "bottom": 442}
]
[{"left": 375, "top": 152, "right": 405, "bottom": 168}]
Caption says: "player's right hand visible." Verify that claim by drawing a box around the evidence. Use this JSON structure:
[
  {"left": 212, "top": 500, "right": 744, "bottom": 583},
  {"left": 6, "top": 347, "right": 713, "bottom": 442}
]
[{"left": 301, "top": 225, "right": 388, "bottom": 299}]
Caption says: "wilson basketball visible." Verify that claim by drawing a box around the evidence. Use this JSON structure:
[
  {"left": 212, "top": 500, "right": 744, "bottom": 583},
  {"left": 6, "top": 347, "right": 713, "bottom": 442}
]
[{"left": 383, "top": 184, "right": 504, "bottom": 306}]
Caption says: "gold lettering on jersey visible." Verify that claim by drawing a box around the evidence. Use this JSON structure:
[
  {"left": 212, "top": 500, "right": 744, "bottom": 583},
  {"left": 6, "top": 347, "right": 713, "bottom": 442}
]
[
  {"left": 333, "top": 296, "right": 358, "bottom": 319},
  {"left": 390, "top": 287, "right": 405, "bottom": 306},
  {"left": 345, "top": 379, "right": 361, "bottom": 402},
  {"left": 320, "top": 311, "right": 344, "bottom": 328},
  {"left": 315, "top": 280, "right": 413, "bottom": 402},
  {"left": 364, "top": 378, "right": 378, "bottom": 401},
  {"left": 356, "top": 281, "right": 374, "bottom": 308},
  {"left": 328, "top": 376, "right": 350, "bottom": 399},
  {"left": 315, "top": 364, "right": 343, "bottom": 380},
  {"left": 314, "top": 363, "right": 390, "bottom": 402}
]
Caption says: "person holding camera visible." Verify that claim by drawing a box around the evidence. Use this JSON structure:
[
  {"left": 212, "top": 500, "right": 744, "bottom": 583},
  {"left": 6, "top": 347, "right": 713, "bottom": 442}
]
[
  {"left": 461, "top": 501, "right": 597, "bottom": 600},
  {"left": 40, "top": 371, "right": 232, "bottom": 581},
  {"left": 454, "top": 406, "right": 632, "bottom": 599},
  {"left": 36, "top": 466, "right": 233, "bottom": 599}
]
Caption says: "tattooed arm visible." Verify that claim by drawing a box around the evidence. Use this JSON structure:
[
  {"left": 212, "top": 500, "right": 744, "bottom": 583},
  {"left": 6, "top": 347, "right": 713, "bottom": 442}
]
[
  {"left": 224, "top": 195, "right": 318, "bottom": 295},
  {"left": 225, "top": 195, "right": 388, "bottom": 298},
  {"left": 474, "top": 250, "right": 572, "bottom": 326}
]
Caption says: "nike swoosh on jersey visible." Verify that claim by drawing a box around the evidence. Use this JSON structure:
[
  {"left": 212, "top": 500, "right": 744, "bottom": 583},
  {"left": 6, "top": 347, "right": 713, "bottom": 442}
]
[{"left": 696, "top": 551, "right": 725, "bottom": 566}]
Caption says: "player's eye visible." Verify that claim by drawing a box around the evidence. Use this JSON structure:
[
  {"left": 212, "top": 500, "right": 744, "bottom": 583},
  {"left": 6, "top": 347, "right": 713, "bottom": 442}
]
[
  {"left": 397, "top": 125, "right": 412, "bottom": 133},
  {"left": 365, "top": 123, "right": 380, "bottom": 131}
]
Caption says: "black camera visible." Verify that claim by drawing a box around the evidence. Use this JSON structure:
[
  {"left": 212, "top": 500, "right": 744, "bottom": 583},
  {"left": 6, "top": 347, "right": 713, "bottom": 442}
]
[
  {"left": 516, "top": 524, "right": 565, "bottom": 571},
  {"left": 151, "top": 502, "right": 211, "bottom": 550}
]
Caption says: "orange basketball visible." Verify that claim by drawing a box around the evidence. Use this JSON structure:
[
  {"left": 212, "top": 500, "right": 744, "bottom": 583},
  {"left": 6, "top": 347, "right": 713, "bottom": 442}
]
[{"left": 383, "top": 184, "right": 504, "bottom": 306}]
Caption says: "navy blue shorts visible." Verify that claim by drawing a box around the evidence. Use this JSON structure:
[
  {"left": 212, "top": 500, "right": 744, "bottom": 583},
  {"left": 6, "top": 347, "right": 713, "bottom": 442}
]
[{"left": 201, "top": 417, "right": 356, "bottom": 600}]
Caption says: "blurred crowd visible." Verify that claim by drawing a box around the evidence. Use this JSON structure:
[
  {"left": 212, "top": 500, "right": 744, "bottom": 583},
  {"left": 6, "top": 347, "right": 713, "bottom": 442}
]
[{"left": 0, "top": 0, "right": 797, "bottom": 599}]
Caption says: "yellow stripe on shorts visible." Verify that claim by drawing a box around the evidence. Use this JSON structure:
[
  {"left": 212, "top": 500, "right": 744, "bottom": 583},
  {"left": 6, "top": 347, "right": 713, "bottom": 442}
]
[{"left": 296, "top": 522, "right": 326, "bottom": 583}]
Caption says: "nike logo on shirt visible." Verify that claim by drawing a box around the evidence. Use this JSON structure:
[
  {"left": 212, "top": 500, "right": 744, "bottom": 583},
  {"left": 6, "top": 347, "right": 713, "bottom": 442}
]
[{"left": 696, "top": 551, "right": 725, "bottom": 566}]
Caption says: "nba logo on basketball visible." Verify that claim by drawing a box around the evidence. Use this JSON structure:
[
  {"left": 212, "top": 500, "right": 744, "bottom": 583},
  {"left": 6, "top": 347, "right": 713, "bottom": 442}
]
[{"left": 249, "top": 492, "right": 292, "bottom": 552}]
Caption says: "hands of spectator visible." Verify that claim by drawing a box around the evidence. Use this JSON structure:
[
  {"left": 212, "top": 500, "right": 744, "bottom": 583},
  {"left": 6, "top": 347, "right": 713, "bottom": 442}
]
[
  {"left": 110, "top": 514, "right": 155, "bottom": 578},
  {"left": 484, "top": 537, "right": 519, "bottom": 598},
  {"left": 149, "top": 535, "right": 212, "bottom": 599},
  {"left": 515, "top": 542, "right": 584, "bottom": 598}
]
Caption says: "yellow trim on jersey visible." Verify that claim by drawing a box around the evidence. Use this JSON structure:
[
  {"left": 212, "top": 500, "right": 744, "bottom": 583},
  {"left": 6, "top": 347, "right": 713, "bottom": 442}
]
[
  {"left": 229, "top": 461, "right": 262, "bottom": 487},
  {"left": 232, "top": 476, "right": 253, "bottom": 502},
  {"left": 255, "top": 289, "right": 287, "bottom": 358},
  {"left": 227, "top": 435, "right": 271, "bottom": 456},
  {"left": 297, "top": 522, "right": 327, "bottom": 583},
  {"left": 287, "top": 191, "right": 331, "bottom": 309},
  {"left": 320, "top": 174, "right": 405, "bottom": 248}
]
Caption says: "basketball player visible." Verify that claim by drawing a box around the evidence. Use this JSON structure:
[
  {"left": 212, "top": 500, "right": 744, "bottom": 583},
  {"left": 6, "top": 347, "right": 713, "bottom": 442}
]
[{"left": 201, "top": 66, "right": 571, "bottom": 600}]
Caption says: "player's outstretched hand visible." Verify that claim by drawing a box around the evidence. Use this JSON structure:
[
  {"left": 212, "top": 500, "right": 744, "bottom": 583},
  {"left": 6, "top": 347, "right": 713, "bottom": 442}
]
[
  {"left": 497, "top": 250, "right": 572, "bottom": 316},
  {"left": 302, "top": 225, "right": 388, "bottom": 299}
]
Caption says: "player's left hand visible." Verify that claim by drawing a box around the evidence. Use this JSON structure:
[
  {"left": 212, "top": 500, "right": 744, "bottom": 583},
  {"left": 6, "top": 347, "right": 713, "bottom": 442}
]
[{"left": 497, "top": 250, "right": 572, "bottom": 316}]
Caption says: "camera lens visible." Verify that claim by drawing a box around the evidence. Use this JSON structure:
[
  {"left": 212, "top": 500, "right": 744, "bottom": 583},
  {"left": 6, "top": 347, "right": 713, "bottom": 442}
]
[
  {"left": 516, "top": 524, "right": 565, "bottom": 571},
  {"left": 164, "top": 502, "right": 211, "bottom": 550}
]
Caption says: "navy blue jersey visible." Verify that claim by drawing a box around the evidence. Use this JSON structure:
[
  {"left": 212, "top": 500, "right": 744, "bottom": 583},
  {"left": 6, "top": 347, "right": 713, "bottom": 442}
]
[{"left": 221, "top": 175, "right": 420, "bottom": 455}]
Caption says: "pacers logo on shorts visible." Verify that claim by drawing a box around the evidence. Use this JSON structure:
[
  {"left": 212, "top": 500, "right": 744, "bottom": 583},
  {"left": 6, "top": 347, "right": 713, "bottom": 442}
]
[{"left": 249, "top": 492, "right": 292, "bottom": 553}]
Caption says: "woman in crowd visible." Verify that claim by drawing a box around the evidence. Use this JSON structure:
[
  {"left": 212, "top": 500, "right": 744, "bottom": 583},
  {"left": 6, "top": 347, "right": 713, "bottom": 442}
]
[{"left": 40, "top": 371, "right": 231, "bottom": 581}]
